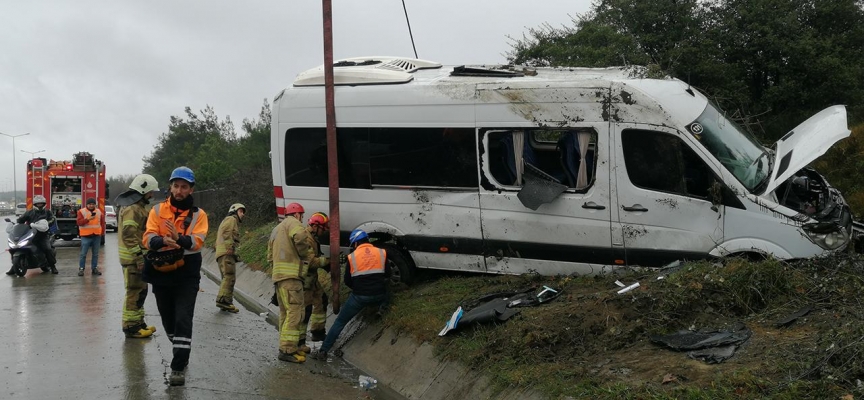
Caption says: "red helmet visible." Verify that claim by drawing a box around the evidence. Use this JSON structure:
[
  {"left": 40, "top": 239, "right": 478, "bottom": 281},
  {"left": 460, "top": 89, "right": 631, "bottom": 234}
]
[
  {"left": 285, "top": 202, "right": 305, "bottom": 215},
  {"left": 309, "top": 213, "right": 329, "bottom": 229}
]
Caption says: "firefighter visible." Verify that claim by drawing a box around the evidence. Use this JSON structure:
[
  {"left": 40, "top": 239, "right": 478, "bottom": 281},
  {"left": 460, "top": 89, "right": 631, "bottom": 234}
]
[
  {"left": 298, "top": 212, "right": 331, "bottom": 352},
  {"left": 114, "top": 174, "right": 160, "bottom": 339},
  {"left": 76, "top": 197, "right": 104, "bottom": 276},
  {"left": 12, "top": 195, "right": 57, "bottom": 275},
  {"left": 215, "top": 203, "right": 245, "bottom": 313},
  {"left": 267, "top": 202, "right": 318, "bottom": 363},
  {"left": 314, "top": 229, "right": 390, "bottom": 360},
  {"left": 142, "top": 166, "right": 209, "bottom": 386}
]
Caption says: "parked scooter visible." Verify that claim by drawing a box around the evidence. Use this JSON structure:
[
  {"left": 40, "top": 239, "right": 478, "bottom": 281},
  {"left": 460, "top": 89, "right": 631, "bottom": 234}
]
[{"left": 4, "top": 218, "right": 56, "bottom": 277}]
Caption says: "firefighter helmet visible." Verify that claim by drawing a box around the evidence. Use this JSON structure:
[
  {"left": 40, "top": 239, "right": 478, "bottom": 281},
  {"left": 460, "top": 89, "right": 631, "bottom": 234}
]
[
  {"left": 33, "top": 195, "right": 47, "bottom": 205},
  {"left": 349, "top": 229, "right": 368, "bottom": 245},
  {"left": 308, "top": 213, "right": 328, "bottom": 229},
  {"left": 285, "top": 203, "right": 304, "bottom": 215},
  {"left": 129, "top": 174, "right": 159, "bottom": 195},
  {"left": 228, "top": 203, "right": 246, "bottom": 214},
  {"left": 169, "top": 166, "right": 195, "bottom": 185}
]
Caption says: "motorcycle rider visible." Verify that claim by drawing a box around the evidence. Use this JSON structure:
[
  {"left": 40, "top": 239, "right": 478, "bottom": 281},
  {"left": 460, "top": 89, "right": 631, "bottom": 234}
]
[{"left": 10, "top": 195, "right": 58, "bottom": 275}]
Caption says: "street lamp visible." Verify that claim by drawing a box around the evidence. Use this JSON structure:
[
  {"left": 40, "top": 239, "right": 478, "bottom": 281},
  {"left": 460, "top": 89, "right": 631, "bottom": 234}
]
[{"left": 0, "top": 132, "right": 31, "bottom": 206}]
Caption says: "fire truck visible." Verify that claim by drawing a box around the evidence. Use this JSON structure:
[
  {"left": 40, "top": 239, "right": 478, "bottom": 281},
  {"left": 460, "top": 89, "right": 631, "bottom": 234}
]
[{"left": 25, "top": 152, "right": 107, "bottom": 243}]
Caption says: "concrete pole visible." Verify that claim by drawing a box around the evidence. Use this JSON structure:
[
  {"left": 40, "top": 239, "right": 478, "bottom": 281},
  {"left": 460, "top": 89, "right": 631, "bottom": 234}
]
[{"left": 0, "top": 132, "right": 30, "bottom": 206}]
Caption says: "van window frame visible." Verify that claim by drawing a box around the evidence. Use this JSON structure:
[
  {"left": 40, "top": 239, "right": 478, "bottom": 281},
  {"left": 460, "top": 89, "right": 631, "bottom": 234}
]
[{"left": 481, "top": 127, "right": 599, "bottom": 194}]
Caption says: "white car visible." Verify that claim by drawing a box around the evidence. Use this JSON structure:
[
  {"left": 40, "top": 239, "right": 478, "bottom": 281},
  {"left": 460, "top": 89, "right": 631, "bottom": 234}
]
[
  {"left": 104, "top": 205, "right": 117, "bottom": 233},
  {"left": 15, "top": 203, "right": 26, "bottom": 217}
]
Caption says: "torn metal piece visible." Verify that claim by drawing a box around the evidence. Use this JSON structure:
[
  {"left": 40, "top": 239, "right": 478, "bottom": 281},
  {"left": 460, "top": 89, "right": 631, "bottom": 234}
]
[
  {"left": 774, "top": 305, "right": 813, "bottom": 328},
  {"left": 616, "top": 282, "right": 640, "bottom": 294},
  {"left": 438, "top": 286, "right": 563, "bottom": 336},
  {"left": 650, "top": 323, "right": 751, "bottom": 363}
]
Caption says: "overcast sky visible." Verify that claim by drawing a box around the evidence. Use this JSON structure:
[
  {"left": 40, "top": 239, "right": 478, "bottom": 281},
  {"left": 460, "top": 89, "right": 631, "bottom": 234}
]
[{"left": 0, "top": 0, "right": 590, "bottom": 192}]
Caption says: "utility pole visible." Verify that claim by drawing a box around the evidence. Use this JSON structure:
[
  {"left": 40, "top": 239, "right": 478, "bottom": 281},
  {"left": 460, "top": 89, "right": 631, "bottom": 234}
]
[{"left": 0, "top": 132, "right": 31, "bottom": 206}]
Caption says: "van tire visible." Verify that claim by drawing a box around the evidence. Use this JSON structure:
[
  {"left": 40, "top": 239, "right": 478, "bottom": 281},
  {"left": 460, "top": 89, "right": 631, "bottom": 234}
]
[{"left": 378, "top": 243, "right": 416, "bottom": 285}]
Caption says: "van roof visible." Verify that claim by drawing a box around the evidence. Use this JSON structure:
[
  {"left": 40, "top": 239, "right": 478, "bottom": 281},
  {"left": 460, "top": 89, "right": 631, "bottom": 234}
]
[{"left": 280, "top": 56, "right": 709, "bottom": 128}]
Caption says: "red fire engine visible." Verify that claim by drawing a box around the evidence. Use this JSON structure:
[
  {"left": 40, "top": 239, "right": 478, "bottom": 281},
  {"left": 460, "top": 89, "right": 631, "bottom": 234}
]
[{"left": 25, "top": 152, "right": 107, "bottom": 242}]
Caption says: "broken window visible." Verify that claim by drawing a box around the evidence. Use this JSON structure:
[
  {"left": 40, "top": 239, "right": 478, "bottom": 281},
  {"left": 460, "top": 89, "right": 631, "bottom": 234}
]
[
  {"left": 621, "top": 129, "right": 713, "bottom": 199},
  {"left": 485, "top": 129, "right": 597, "bottom": 190}
]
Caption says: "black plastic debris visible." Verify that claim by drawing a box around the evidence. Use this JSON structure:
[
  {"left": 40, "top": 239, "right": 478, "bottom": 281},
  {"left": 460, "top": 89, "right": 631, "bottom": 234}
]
[
  {"left": 650, "top": 322, "right": 751, "bottom": 364},
  {"left": 517, "top": 163, "right": 567, "bottom": 210},
  {"left": 439, "top": 286, "right": 562, "bottom": 336},
  {"left": 774, "top": 305, "right": 813, "bottom": 328}
]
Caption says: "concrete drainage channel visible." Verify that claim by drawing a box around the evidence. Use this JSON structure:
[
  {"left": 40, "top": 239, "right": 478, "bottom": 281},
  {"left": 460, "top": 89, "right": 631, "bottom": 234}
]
[
  {"left": 198, "top": 250, "right": 405, "bottom": 400},
  {"left": 199, "top": 249, "right": 543, "bottom": 400}
]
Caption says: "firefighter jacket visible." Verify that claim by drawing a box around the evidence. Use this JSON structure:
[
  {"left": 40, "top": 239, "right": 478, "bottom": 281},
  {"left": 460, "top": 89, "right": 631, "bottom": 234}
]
[
  {"left": 17, "top": 207, "right": 55, "bottom": 226},
  {"left": 117, "top": 201, "right": 148, "bottom": 267},
  {"left": 267, "top": 217, "right": 316, "bottom": 283},
  {"left": 302, "top": 226, "right": 329, "bottom": 287},
  {"left": 215, "top": 214, "right": 240, "bottom": 258},
  {"left": 77, "top": 208, "right": 104, "bottom": 237},
  {"left": 344, "top": 243, "right": 390, "bottom": 296},
  {"left": 141, "top": 199, "right": 209, "bottom": 286}
]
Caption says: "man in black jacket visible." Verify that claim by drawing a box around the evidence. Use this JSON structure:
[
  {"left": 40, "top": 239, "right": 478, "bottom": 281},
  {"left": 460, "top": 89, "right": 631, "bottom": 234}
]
[{"left": 10, "top": 195, "right": 57, "bottom": 275}]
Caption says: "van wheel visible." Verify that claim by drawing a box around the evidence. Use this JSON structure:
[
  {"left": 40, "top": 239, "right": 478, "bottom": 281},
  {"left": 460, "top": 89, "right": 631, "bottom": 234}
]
[{"left": 378, "top": 243, "right": 416, "bottom": 285}]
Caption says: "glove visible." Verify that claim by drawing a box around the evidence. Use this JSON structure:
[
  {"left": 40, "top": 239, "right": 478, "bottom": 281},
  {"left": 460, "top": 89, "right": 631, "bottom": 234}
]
[{"left": 339, "top": 253, "right": 348, "bottom": 266}]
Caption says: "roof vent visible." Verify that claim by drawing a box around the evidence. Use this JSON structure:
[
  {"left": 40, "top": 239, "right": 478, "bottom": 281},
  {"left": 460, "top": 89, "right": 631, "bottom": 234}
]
[{"left": 294, "top": 56, "right": 442, "bottom": 87}]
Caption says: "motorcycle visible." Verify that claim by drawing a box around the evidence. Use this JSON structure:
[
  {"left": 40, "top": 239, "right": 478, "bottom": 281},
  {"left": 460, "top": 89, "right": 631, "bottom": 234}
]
[{"left": 4, "top": 218, "right": 57, "bottom": 277}]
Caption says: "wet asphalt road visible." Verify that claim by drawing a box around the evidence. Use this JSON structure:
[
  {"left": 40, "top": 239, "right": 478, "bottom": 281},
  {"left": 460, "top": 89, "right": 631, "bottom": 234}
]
[{"left": 0, "top": 215, "right": 398, "bottom": 399}]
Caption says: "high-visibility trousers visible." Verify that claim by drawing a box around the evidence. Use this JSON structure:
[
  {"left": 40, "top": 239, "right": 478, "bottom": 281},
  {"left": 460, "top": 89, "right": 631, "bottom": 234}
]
[
  {"left": 122, "top": 264, "right": 148, "bottom": 330},
  {"left": 216, "top": 255, "right": 237, "bottom": 304},
  {"left": 276, "top": 278, "right": 305, "bottom": 354}
]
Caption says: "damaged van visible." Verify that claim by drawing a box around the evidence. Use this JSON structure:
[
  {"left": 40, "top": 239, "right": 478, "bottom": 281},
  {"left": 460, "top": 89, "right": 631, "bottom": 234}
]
[{"left": 271, "top": 57, "right": 861, "bottom": 282}]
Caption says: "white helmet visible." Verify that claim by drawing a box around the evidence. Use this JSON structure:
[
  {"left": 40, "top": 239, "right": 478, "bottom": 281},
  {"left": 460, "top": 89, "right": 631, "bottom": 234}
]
[
  {"left": 228, "top": 203, "right": 246, "bottom": 214},
  {"left": 129, "top": 174, "right": 159, "bottom": 195},
  {"left": 33, "top": 195, "right": 47, "bottom": 205}
]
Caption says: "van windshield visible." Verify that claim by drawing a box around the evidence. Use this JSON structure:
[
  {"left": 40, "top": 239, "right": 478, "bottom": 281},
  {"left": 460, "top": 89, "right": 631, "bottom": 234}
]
[{"left": 690, "top": 103, "right": 771, "bottom": 192}]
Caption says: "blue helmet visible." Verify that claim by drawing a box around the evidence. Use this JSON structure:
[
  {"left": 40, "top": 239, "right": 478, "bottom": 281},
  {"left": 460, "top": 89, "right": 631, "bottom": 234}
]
[
  {"left": 349, "top": 229, "right": 368, "bottom": 245},
  {"left": 169, "top": 166, "right": 195, "bottom": 185}
]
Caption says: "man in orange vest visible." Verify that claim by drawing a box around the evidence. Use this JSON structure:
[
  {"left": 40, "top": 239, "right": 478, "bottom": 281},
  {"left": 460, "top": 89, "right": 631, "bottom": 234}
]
[
  {"left": 313, "top": 229, "right": 390, "bottom": 360},
  {"left": 142, "top": 166, "right": 209, "bottom": 386},
  {"left": 77, "top": 197, "right": 105, "bottom": 276}
]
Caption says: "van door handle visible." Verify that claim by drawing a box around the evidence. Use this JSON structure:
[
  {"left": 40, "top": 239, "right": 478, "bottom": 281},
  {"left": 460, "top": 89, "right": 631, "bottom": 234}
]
[
  {"left": 581, "top": 202, "right": 606, "bottom": 210},
  {"left": 622, "top": 204, "right": 649, "bottom": 212}
]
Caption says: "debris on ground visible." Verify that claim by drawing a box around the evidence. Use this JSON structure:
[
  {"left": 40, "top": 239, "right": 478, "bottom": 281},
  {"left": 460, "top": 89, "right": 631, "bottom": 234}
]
[
  {"left": 438, "top": 286, "right": 562, "bottom": 336},
  {"left": 774, "top": 305, "right": 813, "bottom": 328},
  {"left": 650, "top": 322, "right": 752, "bottom": 364}
]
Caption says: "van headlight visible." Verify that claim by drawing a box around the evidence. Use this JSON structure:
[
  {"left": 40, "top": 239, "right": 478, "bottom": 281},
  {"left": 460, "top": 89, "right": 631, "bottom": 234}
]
[{"left": 803, "top": 222, "right": 850, "bottom": 250}]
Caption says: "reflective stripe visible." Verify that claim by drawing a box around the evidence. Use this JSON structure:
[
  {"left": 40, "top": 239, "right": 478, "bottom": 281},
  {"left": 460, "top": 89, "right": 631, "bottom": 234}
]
[
  {"left": 122, "top": 220, "right": 139, "bottom": 227},
  {"left": 174, "top": 337, "right": 191, "bottom": 343},
  {"left": 173, "top": 344, "right": 191, "bottom": 349}
]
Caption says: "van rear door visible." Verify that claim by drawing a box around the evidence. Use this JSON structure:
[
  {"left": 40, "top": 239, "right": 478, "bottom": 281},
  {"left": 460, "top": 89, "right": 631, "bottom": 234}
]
[{"left": 611, "top": 124, "right": 724, "bottom": 266}]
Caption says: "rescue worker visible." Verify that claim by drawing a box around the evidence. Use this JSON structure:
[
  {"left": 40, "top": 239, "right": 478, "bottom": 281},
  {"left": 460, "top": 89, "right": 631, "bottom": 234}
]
[
  {"left": 215, "top": 203, "right": 245, "bottom": 313},
  {"left": 314, "top": 229, "right": 390, "bottom": 360},
  {"left": 298, "top": 212, "right": 330, "bottom": 350},
  {"left": 114, "top": 174, "right": 160, "bottom": 339},
  {"left": 12, "top": 195, "right": 57, "bottom": 275},
  {"left": 142, "top": 166, "right": 209, "bottom": 386},
  {"left": 76, "top": 197, "right": 105, "bottom": 276},
  {"left": 267, "top": 202, "right": 317, "bottom": 363}
]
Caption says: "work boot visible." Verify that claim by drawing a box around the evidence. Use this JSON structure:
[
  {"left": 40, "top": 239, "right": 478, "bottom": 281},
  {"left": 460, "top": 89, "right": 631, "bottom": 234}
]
[
  {"left": 50, "top": 265, "right": 58, "bottom": 274},
  {"left": 312, "top": 350, "right": 329, "bottom": 361},
  {"left": 78, "top": 269, "right": 84, "bottom": 276},
  {"left": 6, "top": 267, "right": 15, "bottom": 276},
  {"left": 125, "top": 326, "right": 154, "bottom": 339},
  {"left": 168, "top": 370, "right": 185, "bottom": 386},
  {"left": 92, "top": 268, "right": 102, "bottom": 276},
  {"left": 298, "top": 344, "right": 311, "bottom": 355},
  {"left": 310, "top": 329, "right": 326, "bottom": 342},
  {"left": 216, "top": 302, "right": 240, "bottom": 313},
  {"left": 145, "top": 324, "right": 157, "bottom": 333},
  {"left": 278, "top": 351, "right": 306, "bottom": 363}
]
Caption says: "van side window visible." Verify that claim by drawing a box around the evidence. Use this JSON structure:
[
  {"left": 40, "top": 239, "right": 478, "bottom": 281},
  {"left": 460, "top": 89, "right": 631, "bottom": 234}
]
[
  {"left": 284, "top": 128, "right": 371, "bottom": 189},
  {"left": 621, "top": 129, "right": 713, "bottom": 199},
  {"left": 485, "top": 129, "right": 597, "bottom": 190},
  {"left": 369, "top": 128, "right": 478, "bottom": 188}
]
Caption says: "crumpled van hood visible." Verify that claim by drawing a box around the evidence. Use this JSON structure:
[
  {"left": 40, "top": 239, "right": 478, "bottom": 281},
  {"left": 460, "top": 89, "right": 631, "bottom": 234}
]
[{"left": 762, "top": 105, "right": 850, "bottom": 195}]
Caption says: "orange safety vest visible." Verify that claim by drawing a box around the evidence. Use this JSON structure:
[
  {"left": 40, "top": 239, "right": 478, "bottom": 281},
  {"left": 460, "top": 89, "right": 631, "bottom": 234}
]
[
  {"left": 142, "top": 200, "right": 209, "bottom": 272},
  {"left": 348, "top": 243, "right": 387, "bottom": 277},
  {"left": 78, "top": 208, "right": 102, "bottom": 236}
]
